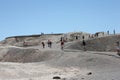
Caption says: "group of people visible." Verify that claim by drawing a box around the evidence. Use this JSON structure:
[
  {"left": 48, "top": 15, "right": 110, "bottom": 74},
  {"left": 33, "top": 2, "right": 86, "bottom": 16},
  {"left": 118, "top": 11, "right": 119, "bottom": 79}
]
[
  {"left": 41, "top": 40, "right": 52, "bottom": 48},
  {"left": 40, "top": 36, "right": 120, "bottom": 56},
  {"left": 41, "top": 39, "right": 65, "bottom": 50}
]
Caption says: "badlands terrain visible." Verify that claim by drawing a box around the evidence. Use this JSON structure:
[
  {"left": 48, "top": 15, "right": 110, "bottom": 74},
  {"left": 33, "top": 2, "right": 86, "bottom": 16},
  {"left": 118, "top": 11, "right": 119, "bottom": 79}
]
[{"left": 0, "top": 32, "right": 120, "bottom": 80}]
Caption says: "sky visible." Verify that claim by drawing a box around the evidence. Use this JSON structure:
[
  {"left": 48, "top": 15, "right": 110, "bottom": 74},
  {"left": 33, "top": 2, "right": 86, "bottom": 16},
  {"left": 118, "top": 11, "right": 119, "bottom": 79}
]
[{"left": 0, "top": 0, "right": 120, "bottom": 40}]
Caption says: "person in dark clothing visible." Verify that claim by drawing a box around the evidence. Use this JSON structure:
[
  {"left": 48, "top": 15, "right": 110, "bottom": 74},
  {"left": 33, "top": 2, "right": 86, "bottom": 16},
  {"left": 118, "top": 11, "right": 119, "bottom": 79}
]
[
  {"left": 47, "top": 40, "right": 52, "bottom": 48},
  {"left": 61, "top": 41, "right": 64, "bottom": 50},
  {"left": 116, "top": 41, "right": 120, "bottom": 56},
  {"left": 42, "top": 42, "right": 45, "bottom": 48},
  {"left": 82, "top": 40, "right": 86, "bottom": 51},
  {"left": 47, "top": 40, "right": 50, "bottom": 47},
  {"left": 49, "top": 40, "right": 52, "bottom": 48}
]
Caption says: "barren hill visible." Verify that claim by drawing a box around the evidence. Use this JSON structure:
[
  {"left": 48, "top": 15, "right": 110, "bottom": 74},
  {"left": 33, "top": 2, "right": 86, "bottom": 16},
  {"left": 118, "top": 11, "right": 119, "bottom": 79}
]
[
  {"left": 0, "top": 32, "right": 120, "bottom": 80},
  {"left": 65, "top": 34, "right": 120, "bottom": 52}
]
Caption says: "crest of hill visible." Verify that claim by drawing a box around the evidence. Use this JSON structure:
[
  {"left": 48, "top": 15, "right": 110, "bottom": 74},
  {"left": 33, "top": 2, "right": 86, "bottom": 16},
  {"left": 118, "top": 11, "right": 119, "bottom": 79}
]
[
  {"left": 65, "top": 34, "right": 120, "bottom": 52},
  {"left": 0, "top": 32, "right": 90, "bottom": 46},
  {"left": 0, "top": 33, "right": 63, "bottom": 46}
]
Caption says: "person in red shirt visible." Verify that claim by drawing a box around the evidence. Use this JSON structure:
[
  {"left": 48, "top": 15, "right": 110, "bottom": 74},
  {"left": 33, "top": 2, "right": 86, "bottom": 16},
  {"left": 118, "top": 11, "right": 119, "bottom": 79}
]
[{"left": 61, "top": 41, "right": 64, "bottom": 50}]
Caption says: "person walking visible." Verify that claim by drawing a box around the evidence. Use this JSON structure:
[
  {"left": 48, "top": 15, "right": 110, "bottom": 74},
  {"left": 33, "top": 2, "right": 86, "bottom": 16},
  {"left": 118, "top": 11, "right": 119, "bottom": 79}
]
[
  {"left": 47, "top": 40, "right": 52, "bottom": 48},
  {"left": 116, "top": 41, "right": 120, "bottom": 56},
  {"left": 61, "top": 40, "right": 64, "bottom": 50},
  {"left": 42, "top": 42, "right": 45, "bottom": 48},
  {"left": 47, "top": 40, "right": 50, "bottom": 47},
  {"left": 82, "top": 40, "right": 86, "bottom": 51},
  {"left": 49, "top": 41, "right": 52, "bottom": 48}
]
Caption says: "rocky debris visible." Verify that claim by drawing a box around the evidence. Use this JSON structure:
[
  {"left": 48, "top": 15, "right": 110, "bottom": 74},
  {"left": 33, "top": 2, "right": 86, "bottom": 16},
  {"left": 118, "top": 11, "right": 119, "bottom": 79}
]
[
  {"left": 87, "top": 72, "right": 92, "bottom": 75},
  {"left": 53, "top": 76, "right": 61, "bottom": 79},
  {"left": 81, "top": 78, "right": 84, "bottom": 79}
]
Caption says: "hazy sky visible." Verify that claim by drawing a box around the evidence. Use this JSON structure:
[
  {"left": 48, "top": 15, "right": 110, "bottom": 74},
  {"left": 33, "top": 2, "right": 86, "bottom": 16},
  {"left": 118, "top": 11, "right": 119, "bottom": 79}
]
[{"left": 0, "top": 0, "right": 120, "bottom": 40}]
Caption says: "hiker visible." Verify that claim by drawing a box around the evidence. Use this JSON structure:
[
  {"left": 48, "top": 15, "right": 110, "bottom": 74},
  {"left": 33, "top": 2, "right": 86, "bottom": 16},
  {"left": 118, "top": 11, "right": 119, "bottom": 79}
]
[
  {"left": 47, "top": 40, "right": 50, "bottom": 47},
  {"left": 82, "top": 40, "right": 86, "bottom": 51},
  {"left": 61, "top": 40, "right": 64, "bottom": 50},
  {"left": 116, "top": 41, "right": 120, "bottom": 56},
  {"left": 47, "top": 40, "right": 52, "bottom": 48},
  {"left": 49, "top": 41, "right": 52, "bottom": 48},
  {"left": 42, "top": 42, "right": 45, "bottom": 48}
]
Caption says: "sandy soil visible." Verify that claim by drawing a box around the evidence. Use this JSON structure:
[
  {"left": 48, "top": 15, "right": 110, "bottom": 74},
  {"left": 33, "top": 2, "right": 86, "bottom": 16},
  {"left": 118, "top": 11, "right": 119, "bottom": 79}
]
[{"left": 0, "top": 45, "right": 120, "bottom": 80}]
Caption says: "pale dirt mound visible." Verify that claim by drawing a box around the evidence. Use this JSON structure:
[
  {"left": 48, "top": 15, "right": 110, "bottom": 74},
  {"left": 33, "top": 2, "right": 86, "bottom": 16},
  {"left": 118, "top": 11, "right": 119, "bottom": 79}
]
[
  {"left": 48, "top": 51, "right": 120, "bottom": 70},
  {"left": 1, "top": 33, "right": 120, "bottom": 80},
  {"left": 0, "top": 47, "right": 62, "bottom": 63},
  {"left": 65, "top": 34, "right": 120, "bottom": 51}
]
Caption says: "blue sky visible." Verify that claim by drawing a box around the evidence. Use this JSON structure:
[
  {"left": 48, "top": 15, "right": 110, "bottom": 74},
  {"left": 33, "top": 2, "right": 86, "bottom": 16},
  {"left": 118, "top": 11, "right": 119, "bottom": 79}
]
[{"left": 0, "top": 0, "right": 120, "bottom": 40}]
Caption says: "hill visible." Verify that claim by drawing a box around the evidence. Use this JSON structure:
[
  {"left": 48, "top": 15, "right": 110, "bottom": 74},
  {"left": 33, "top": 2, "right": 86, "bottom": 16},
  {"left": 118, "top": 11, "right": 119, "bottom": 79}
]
[
  {"left": 65, "top": 34, "right": 120, "bottom": 52},
  {"left": 0, "top": 32, "right": 120, "bottom": 80}
]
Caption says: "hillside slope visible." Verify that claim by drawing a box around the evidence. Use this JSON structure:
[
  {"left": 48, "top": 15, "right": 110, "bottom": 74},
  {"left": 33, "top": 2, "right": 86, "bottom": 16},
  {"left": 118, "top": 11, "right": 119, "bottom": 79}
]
[{"left": 65, "top": 34, "right": 120, "bottom": 51}]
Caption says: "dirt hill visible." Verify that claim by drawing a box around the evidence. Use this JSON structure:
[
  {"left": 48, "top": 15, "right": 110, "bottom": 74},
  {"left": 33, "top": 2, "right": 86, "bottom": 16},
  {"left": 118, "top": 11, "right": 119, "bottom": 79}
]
[
  {"left": 0, "top": 47, "right": 62, "bottom": 63},
  {"left": 0, "top": 32, "right": 120, "bottom": 80},
  {"left": 65, "top": 34, "right": 120, "bottom": 52}
]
